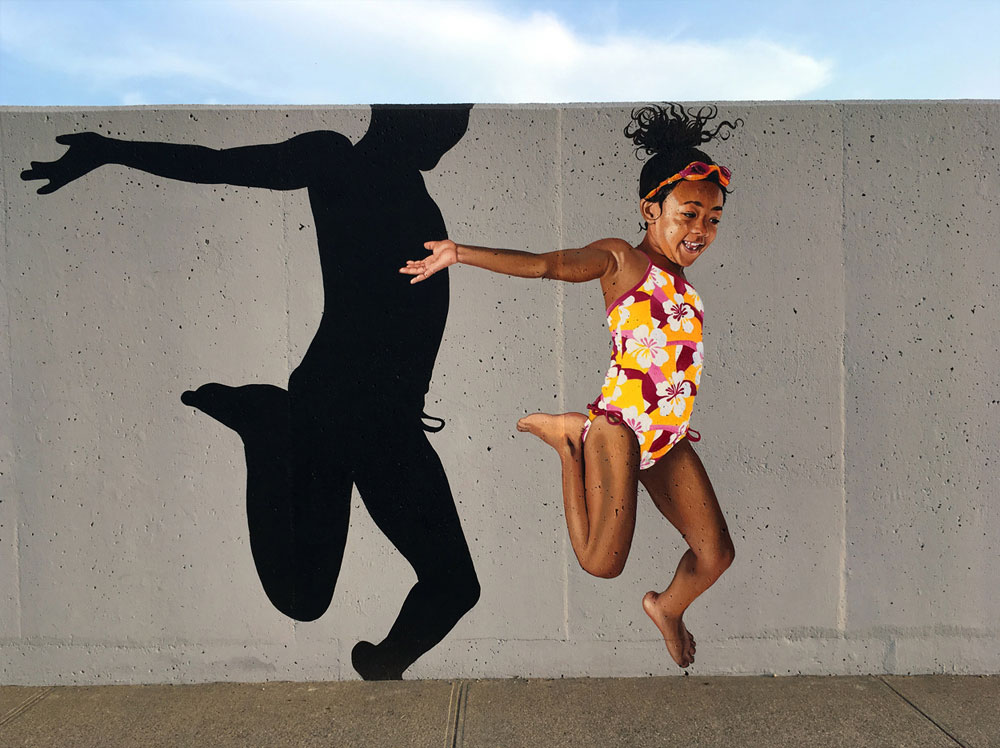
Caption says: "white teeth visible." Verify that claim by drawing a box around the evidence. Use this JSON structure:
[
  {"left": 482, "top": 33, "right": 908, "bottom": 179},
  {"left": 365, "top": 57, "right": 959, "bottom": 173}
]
[{"left": 682, "top": 241, "right": 703, "bottom": 251}]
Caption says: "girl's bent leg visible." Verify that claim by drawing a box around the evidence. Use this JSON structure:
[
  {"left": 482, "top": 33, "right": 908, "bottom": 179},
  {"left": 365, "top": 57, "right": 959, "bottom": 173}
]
[
  {"left": 518, "top": 413, "right": 640, "bottom": 579},
  {"left": 639, "top": 438, "right": 735, "bottom": 668}
]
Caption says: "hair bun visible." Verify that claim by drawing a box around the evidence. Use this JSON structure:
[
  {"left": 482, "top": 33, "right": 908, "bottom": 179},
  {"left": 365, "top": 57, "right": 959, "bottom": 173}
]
[{"left": 625, "top": 103, "right": 742, "bottom": 158}]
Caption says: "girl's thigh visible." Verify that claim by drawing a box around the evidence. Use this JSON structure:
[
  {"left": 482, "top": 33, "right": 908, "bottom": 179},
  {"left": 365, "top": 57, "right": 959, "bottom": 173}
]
[{"left": 582, "top": 416, "right": 642, "bottom": 560}]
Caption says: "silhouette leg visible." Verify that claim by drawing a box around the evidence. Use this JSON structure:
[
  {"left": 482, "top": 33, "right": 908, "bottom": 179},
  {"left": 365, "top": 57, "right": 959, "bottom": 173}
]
[
  {"left": 350, "top": 421, "right": 479, "bottom": 679},
  {"left": 182, "top": 381, "right": 352, "bottom": 621}
]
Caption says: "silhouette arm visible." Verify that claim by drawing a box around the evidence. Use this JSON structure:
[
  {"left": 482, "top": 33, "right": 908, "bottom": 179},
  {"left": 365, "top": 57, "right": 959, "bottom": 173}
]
[{"left": 22, "top": 130, "right": 350, "bottom": 194}]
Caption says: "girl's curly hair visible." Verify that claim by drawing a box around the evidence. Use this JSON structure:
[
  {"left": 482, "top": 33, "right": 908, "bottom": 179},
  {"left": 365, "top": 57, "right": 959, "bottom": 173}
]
[{"left": 624, "top": 103, "right": 743, "bottom": 208}]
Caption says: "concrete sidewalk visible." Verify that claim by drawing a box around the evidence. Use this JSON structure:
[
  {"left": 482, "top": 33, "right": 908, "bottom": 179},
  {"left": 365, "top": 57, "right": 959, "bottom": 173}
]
[{"left": 1, "top": 676, "right": 996, "bottom": 747}]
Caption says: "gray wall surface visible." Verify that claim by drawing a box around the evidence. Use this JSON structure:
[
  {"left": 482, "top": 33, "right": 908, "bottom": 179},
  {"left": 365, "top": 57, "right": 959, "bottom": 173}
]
[{"left": 1, "top": 102, "right": 997, "bottom": 684}]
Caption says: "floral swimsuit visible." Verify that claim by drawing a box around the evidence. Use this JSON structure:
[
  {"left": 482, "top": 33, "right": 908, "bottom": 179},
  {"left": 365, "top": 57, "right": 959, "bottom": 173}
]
[{"left": 582, "top": 256, "right": 703, "bottom": 469}]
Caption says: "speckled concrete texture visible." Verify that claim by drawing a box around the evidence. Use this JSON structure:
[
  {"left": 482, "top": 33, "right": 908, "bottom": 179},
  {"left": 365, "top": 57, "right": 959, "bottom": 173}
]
[
  {"left": 0, "top": 680, "right": 453, "bottom": 748},
  {"left": 1, "top": 102, "right": 998, "bottom": 684},
  {"left": 0, "top": 686, "right": 39, "bottom": 718},
  {"left": 841, "top": 103, "right": 1000, "bottom": 651},
  {"left": 460, "top": 677, "right": 960, "bottom": 748},
  {"left": 2, "top": 677, "right": 995, "bottom": 748},
  {"left": 883, "top": 675, "right": 1000, "bottom": 748}
]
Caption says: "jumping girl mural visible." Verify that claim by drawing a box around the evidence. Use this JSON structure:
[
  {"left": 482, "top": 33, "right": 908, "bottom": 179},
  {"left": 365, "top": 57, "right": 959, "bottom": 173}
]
[
  {"left": 403, "top": 104, "right": 741, "bottom": 669},
  {"left": 22, "top": 105, "right": 480, "bottom": 680}
]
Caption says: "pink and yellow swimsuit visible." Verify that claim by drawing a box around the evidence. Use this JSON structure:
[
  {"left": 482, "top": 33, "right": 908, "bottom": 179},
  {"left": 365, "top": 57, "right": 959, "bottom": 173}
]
[{"left": 582, "top": 256, "right": 703, "bottom": 469}]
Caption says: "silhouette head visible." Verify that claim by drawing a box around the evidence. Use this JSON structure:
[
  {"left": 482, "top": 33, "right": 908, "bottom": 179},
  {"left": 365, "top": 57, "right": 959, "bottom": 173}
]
[{"left": 362, "top": 104, "right": 473, "bottom": 170}]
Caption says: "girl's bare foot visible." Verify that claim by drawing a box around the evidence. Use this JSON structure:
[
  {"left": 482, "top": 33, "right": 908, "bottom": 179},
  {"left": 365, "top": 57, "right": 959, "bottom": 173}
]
[
  {"left": 516, "top": 412, "right": 588, "bottom": 454},
  {"left": 643, "top": 590, "right": 695, "bottom": 668}
]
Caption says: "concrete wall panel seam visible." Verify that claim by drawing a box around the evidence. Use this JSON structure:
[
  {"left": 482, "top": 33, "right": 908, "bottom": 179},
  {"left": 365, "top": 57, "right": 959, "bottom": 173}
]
[
  {"left": 554, "top": 106, "right": 572, "bottom": 642},
  {"left": 837, "top": 103, "right": 849, "bottom": 634}
]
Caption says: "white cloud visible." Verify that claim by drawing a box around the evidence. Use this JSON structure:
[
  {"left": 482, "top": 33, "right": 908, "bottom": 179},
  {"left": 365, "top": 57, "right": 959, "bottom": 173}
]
[
  {"left": 234, "top": 0, "right": 832, "bottom": 101},
  {"left": 0, "top": 0, "right": 832, "bottom": 103}
]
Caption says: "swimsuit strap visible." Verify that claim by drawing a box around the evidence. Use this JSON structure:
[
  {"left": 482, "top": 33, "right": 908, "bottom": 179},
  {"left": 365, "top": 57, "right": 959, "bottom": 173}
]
[{"left": 606, "top": 256, "right": 654, "bottom": 314}]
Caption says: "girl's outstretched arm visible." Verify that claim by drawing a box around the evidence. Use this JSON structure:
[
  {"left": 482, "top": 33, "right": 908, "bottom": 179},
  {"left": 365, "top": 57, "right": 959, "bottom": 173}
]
[{"left": 401, "top": 239, "right": 624, "bottom": 285}]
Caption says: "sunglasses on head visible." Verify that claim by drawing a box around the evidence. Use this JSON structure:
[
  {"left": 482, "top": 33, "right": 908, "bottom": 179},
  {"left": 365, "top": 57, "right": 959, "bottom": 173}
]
[{"left": 643, "top": 161, "right": 731, "bottom": 200}]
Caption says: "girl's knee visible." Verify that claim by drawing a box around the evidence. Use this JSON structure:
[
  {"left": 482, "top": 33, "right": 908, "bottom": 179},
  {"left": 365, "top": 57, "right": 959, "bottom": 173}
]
[
  {"left": 705, "top": 538, "right": 735, "bottom": 577},
  {"left": 580, "top": 550, "right": 626, "bottom": 579}
]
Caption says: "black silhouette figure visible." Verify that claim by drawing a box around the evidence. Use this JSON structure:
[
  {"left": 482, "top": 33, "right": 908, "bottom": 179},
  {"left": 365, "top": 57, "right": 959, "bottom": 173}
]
[{"left": 21, "top": 105, "right": 481, "bottom": 679}]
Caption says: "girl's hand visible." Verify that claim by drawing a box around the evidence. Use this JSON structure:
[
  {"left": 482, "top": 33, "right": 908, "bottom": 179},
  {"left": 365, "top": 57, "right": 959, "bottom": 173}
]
[
  {"left": 20, "top": 132, "right": 110, "bottom": 194},
  {"left": 400, "top": 240, "right": 459, "bottom": 284}
]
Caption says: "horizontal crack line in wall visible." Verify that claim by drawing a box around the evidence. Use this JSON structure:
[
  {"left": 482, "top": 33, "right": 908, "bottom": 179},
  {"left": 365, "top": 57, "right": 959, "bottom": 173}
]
[{"left": 2, "top": 626, "right": 1000, "bottom": 651}]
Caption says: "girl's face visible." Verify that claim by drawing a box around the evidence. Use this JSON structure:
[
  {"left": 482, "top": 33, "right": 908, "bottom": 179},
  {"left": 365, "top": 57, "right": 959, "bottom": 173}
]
[{"left": 641, "top": 180, "right": 723, "bottom": 270}]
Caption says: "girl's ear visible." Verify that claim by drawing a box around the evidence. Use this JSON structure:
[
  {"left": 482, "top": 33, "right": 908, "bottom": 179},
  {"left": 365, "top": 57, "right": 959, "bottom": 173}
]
[{"left": 640, "top": 198, "right": 663, "bottom": 223}]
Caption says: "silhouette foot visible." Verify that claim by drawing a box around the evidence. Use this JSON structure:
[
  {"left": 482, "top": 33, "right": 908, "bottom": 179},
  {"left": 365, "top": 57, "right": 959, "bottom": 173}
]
[
  {"left": 352, "top": 641, "right": 405, "bottom": 681},
  {"left": 516, "top": 412, "right": 588, "bottom": 455},
  {"left": 643, "top": 591, "right": 696, "bottom": 668},
  {"left": 181, "top": 382, "right": 287, "bottom": 434}
]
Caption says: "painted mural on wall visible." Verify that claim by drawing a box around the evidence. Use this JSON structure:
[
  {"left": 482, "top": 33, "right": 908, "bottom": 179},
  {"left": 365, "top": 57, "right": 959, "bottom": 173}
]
[{"left": 21, "top": 105, "right": 480, "bottom": 680}]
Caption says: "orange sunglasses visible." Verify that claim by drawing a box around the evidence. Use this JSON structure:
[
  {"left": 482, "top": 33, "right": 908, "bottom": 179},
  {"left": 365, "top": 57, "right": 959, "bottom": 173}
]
[{"left": 643, "top": 161, "right": 731, "bottom": 200}]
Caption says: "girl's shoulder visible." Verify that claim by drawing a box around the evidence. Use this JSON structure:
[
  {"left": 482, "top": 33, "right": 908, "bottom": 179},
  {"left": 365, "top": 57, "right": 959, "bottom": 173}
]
[{"left": 585, "top": 238, "right": 640, "bottom": 275}]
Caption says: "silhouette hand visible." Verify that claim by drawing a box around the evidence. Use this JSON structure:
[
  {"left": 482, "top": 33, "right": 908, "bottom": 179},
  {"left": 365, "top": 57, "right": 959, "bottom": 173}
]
[
  {"left": 400, "top": 240, "right": 459, "bottom": 284},
  {"left": 20, "top": 132, "right": 110, "bottom": 194}
]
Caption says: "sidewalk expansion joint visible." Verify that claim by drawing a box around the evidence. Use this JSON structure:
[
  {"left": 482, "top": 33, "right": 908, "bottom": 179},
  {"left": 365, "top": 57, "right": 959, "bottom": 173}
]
[
  {"left": 445, "top": 679, "right": 470, "bottom": 748},
  {"left": 0, "top": 687, "right": 54, "bottom": 727},
  {"left": 876, "top": 676, "right": 968, "bottom": 748}
]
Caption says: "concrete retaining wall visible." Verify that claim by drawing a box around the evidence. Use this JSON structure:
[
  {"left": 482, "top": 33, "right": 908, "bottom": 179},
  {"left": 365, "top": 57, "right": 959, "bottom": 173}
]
[{"left": 1, "top": 101, "right": 998, "bottom": 684}]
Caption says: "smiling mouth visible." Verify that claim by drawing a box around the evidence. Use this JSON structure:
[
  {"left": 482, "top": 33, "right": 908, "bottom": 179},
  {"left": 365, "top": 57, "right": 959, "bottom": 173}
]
[{"left": 682, "top": 240, "right": 704, "bottom": 254}]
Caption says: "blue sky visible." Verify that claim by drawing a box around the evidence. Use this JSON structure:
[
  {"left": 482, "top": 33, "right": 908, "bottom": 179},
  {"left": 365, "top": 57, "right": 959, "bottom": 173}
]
[{"left": 1, "top": 0, "right": 998, "bottom": 104}]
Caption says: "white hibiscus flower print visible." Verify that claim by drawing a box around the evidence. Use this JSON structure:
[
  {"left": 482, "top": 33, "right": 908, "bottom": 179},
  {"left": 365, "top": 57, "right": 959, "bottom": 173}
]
[
  {"left": 639, "top": 451, "right": 656, "bottom": 470},
  {"left": 692, "top": 341, "right": 704, "bottom": 367},
  {"left": 664, "top": 293, "right": 695, "bottom": 334},
  {"left": 691, "top": 292, "right": 704, "bottom": 314},
  {"left": 624, "top": 324, "right": 669, "bottom": 368},
  {"left": 619, "top": 405, "right": 652, "bottom": 437},
  {"left": 693, "top": 364, "right": 703, "bottom": 387},
  {"left": 602, "top": 366, "right": 628, "bottom": 403},
  {"left": 617, "top": 295, "right": 635, "bottom": 326},
  {"left": 656, "top": 371, "right": 694, "bottom": 418}
]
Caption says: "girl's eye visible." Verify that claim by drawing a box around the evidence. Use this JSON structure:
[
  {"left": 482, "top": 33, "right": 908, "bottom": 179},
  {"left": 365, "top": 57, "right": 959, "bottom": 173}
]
[
  {"left": 682, "top": 212, "right": 696, "bottom": 218},
  {"left": 710, "top": 218, "right": 720, "bottom": 225}
]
